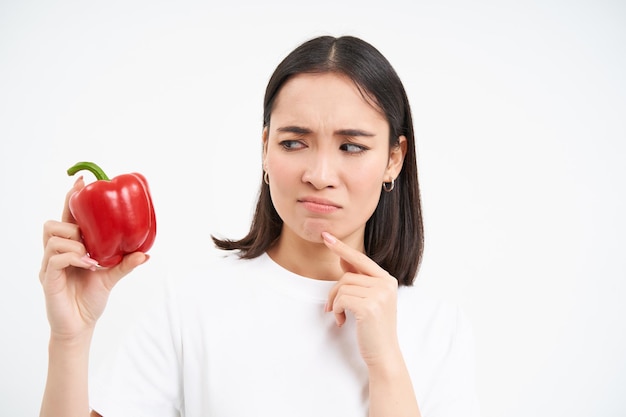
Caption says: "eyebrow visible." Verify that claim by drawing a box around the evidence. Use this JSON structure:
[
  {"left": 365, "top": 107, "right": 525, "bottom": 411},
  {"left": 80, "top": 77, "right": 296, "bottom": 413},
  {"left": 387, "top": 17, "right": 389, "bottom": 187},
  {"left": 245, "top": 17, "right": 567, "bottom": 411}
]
[
  {"left": 277, "top": 126, "right": 311, "bottom": 135},
  {"left": 276, "top": 126, "right": 375, "bottom": 137}
]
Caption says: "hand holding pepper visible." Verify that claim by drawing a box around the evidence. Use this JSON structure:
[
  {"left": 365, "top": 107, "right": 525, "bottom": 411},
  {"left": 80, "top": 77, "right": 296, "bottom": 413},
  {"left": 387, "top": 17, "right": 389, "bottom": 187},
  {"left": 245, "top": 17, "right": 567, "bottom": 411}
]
[
  {"left": 39, "top": 176, "right": 150, "bottom": 342},
  {"left": 66, "top": 161, "right": 157, "bottom": 268}
]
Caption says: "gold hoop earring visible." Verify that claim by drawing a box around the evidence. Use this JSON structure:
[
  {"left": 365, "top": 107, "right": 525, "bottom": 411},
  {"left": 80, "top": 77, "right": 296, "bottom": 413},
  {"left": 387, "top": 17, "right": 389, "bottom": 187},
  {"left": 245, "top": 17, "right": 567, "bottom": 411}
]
[
  {"left": 383, "top": 179, "right": 395, "bottom": 192},
  {"left": 264, "top": 171, "right": 270, "bottom": 185}
]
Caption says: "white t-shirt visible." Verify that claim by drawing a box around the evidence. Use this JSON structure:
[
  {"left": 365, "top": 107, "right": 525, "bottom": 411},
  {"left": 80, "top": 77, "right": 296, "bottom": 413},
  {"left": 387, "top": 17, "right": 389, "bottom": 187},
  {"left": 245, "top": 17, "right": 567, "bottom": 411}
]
[{"left": 90, "top": 252, "right": 479, "bottom": 417}]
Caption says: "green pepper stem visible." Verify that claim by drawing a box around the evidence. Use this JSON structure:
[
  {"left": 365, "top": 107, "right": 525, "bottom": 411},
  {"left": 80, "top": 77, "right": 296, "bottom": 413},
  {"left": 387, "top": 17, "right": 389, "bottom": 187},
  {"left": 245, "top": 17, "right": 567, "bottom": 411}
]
[{"left": 67, "top": 161, "right": 110, "bottom": 181}]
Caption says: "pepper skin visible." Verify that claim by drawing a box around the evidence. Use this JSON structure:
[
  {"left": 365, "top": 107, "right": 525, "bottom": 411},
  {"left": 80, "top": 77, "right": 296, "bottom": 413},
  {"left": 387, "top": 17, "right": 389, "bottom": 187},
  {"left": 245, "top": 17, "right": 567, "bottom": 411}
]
[{"left": 67, "top": 161, "right": 156, "bottom": 267}]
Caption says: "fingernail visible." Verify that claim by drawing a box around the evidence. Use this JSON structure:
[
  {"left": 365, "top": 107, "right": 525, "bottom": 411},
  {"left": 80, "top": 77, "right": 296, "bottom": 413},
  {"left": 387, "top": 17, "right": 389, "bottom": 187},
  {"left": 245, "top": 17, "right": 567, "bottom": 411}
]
[
  {"left": 81, "top": 255, "right": 99, "bottom": 268},
  {"left": 321, "top": 232, "right": 336, "bottom": 244},
  {"left": 74, "top": 175, "right": 84, "bottom": 186}
]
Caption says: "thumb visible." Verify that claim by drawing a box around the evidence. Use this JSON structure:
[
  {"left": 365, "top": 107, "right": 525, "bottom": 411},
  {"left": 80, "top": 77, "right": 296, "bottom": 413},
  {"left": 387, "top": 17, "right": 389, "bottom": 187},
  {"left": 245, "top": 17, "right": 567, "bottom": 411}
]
[{"left": 106, "top": 252, "right": 149, "bottom": 290}]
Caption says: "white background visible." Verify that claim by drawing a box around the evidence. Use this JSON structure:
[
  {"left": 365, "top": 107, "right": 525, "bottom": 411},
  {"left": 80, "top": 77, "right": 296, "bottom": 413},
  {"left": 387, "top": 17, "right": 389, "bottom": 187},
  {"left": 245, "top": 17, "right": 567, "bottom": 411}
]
[{"left": 1, "top": 1, "right": 625, "bottom": 416}]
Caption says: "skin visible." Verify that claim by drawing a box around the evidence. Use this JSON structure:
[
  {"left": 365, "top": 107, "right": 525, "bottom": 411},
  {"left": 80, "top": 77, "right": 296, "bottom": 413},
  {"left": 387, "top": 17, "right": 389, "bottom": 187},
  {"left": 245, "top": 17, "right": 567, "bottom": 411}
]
[
  {"left": 264, "top": 72, "right": 405, "bottom": 280},
  {"left": 39, "top": 72, "right": 420, "bottom": 417},
  {"left": 264, "top": 73, "right": 420, "bottom": 416},
  {"left": 39, "top": 177, "right": 145, "bottom": 417},
  {"left": 322, "top": 232, "right": 421, "bottom": 417}
]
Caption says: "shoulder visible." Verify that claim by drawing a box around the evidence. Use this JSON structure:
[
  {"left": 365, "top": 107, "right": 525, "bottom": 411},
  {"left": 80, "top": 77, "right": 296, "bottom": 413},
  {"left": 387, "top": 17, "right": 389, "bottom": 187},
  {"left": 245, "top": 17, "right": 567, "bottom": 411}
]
[
  {"left": 397, "top": 285, "right": 463, "bottom": 322},
  {"left": 396, "top": 285, "right": 474, "bottom": 351},
  {"left": 162, "top": 252, "right": 271, "bottom": 309},
  {"left": 168, "top": 252, "right": 264, "bottom": 289},
  {"left": 396, "top": 285, "right": 479, "bottom": 414}
]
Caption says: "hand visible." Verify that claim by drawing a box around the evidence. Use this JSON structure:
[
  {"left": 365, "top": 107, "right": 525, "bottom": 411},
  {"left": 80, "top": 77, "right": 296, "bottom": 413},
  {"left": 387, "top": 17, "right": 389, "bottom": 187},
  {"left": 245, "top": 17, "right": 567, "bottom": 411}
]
[
  {"left": 39, "top": 177, "right": 148, "bottom": 341},
  {"left": 322, "top": 232, "right": 401, "bottom": 368}
]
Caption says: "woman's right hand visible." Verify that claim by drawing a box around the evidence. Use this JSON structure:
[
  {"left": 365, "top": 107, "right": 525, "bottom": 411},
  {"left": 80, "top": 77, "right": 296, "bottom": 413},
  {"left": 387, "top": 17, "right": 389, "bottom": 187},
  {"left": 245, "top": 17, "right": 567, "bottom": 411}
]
[{"left": 39, "top": 177, "right": 148, "bottom": 341}]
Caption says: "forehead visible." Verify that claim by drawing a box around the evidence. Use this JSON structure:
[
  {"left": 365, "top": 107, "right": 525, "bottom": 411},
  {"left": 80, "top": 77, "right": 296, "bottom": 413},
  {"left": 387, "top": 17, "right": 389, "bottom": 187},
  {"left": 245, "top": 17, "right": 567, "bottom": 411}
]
[{"left": 270, "top": 73, "right": 387, "bottom": 127}]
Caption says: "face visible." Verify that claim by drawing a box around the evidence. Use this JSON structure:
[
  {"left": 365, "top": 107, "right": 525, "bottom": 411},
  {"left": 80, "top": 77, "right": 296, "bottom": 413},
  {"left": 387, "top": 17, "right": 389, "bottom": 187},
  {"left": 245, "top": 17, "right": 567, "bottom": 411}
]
[{"left": 263, "top": 72, "right": 406, "bottom": 251}]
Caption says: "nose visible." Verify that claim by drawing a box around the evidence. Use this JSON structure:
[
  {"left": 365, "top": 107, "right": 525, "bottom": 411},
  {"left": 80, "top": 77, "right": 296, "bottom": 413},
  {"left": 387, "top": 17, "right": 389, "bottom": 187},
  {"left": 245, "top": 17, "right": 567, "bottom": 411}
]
[{"left": 301, "top": 148, "right": 339, "bottom": 190}]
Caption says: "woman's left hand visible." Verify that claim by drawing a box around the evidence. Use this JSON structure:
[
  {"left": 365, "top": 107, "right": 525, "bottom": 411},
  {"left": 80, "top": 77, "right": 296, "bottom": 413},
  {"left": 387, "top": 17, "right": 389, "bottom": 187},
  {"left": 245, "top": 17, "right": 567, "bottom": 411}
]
[{"left": 322, "top": 231, "right": 401, "bottom": 368}]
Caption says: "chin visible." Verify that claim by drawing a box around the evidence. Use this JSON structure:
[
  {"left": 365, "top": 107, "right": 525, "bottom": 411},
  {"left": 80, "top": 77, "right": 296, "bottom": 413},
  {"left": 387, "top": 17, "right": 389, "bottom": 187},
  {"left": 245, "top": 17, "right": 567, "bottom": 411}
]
[{"left": 300, "top": 219, "right": 335, "bottom": 243}]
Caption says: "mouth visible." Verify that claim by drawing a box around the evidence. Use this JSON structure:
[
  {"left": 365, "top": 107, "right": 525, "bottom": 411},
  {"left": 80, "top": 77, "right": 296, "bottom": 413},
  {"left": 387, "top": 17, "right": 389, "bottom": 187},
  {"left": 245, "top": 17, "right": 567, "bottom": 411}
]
[{"left": 298, "top": 197, "right": 342, "bottom": 214}]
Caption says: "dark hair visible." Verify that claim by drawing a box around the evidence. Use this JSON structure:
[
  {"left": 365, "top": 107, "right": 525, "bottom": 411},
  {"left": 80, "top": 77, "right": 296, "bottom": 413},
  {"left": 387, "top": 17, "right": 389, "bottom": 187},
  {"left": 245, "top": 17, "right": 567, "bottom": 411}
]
[{"left": 213, "top": 35, "right": 424, "bottom": 286}]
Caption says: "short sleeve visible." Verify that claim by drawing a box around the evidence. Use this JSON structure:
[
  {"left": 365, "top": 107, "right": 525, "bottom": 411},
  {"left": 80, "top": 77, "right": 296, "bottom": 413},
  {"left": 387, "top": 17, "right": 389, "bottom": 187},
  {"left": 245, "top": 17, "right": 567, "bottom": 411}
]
[
  {"left": 424, "top": 306, "right": 481, "bottom": 417},
  {"left": 89, "top": 280, "right": 183, "bottom": 417}
]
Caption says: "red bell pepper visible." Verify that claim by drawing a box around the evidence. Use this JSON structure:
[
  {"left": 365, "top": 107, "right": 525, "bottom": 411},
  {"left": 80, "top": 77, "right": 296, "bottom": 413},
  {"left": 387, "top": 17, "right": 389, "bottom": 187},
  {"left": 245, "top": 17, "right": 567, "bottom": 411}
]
[{"left": 66, "top": 161, "right": 156, "bottom": 267}]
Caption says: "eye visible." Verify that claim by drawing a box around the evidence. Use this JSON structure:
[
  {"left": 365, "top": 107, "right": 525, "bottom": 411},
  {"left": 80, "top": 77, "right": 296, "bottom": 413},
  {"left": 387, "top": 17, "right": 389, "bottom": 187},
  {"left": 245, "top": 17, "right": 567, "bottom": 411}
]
[
  {"left": 279, "top": 140, "right": 306, "bottom": 151},
  {"left": 340, "top": 142, "right": 368, "bottom": 154}
]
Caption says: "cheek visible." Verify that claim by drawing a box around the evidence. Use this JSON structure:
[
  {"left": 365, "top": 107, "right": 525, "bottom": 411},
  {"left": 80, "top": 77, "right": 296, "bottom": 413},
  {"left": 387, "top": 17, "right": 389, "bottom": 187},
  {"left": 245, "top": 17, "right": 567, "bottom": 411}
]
[
  {"left": 267, "top": 157, "right": 294, "bottom": 186},
  {"left": 348, "top": 169, "right": 385, "bottom": 213},
  {"left": 352, "top": 163, "right": 386, "bottom": 192},
  {"left": 266, "top": 156, "right": 296, "bottom": 208}
]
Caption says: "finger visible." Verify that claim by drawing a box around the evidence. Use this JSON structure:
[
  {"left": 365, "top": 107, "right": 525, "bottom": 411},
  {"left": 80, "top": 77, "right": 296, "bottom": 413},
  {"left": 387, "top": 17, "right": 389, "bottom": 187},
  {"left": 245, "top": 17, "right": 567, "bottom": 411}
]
[
  {"left": 62, "top": 176, "right": 84, "bottom": 223},
  {"left": 45, "top": 252, "right": 99, "bottom": 275},
  {"left": 40, "top": 251, "right": 99, "bottom": 286},
  {"left": 328, "top": 282, "right": 370, "bottom": 309},
  {"left": 41, "top": 235, "right": 88, "bottom": 271},
  {"left": 326, "top": 272, "right": 373, "bottom": 309},
  {"left": 327, "top": 280, "right": 375, "bottom": 320},
  {"left": 42, "top": 220, "right": 82, "bottom": 247},
  {"left": 321, "top": 232, "right": 387, "bottom": 277},
  {"left": 42, "top": 236, "right": 97, "bottom": 271},
  {"left": 43, "top": 235, "right": 86, "bottom": 257},
  {"left": 331, "top": 293, "right": 372, "bottom": 327},
  {"left": 326, "top": 287, "right": 346, "bottom": 326}
]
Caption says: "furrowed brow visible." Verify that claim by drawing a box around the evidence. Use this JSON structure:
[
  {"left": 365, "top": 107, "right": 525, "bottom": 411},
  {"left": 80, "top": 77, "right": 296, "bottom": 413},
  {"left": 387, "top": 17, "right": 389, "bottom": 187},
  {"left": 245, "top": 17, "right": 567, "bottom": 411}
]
[
  {"left": 276, "top": 126, "right": 312, "bottom": 135},
  {"left": 275, "top": 126, "right": 375, "bottom": 137},
  {"left": 335, "top": 129, "right": 375, "bottom": 137}
]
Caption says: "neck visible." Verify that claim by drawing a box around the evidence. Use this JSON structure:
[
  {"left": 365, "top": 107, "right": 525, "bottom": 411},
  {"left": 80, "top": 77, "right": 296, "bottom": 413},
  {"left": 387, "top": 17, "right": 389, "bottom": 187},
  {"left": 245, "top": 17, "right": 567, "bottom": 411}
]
[{"left": 267, "top": 230, "right": 353, "bottom": 281}]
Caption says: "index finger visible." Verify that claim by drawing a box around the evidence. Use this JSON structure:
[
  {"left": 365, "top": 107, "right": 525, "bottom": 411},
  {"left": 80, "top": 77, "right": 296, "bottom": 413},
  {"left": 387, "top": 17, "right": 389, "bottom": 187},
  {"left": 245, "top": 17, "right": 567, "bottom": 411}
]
[{"left": 321, "top": 231, "right": 387, "bottom": 277}]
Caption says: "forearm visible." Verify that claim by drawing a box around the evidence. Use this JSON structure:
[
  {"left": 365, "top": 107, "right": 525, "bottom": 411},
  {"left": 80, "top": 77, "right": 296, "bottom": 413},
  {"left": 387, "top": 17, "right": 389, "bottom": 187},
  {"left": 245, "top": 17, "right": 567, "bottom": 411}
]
[
  {"left": 40, "top": 331, "right": 94, "bottom": 417},
  {"left": 368, "top": 351, "right": 421, "bottom": 417}
]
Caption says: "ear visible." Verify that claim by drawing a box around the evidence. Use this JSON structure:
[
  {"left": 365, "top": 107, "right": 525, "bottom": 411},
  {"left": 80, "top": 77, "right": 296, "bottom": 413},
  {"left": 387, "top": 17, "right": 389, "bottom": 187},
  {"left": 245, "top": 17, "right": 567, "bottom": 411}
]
[
  {"left": 385, "top": 135, "right": 407, "bottom": 181},
  {"left": 262, "top": 126, "right": 269, "bottom": 170}
]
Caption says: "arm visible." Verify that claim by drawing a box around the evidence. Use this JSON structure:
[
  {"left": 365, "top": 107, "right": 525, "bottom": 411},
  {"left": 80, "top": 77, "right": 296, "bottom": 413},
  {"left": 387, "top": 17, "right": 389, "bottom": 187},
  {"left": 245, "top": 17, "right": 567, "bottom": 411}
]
[
  {"left": 39, "top": 178, "right": 147, "bottom": 417},
  {"left": 367, "top": 350, "right": 420, "bottom": 417},
  {"left": 41, "top": 330, "right": 93, "bottom": 417},
  {"left": 322, "top": 232, "right": 421, "bottom": 417}
]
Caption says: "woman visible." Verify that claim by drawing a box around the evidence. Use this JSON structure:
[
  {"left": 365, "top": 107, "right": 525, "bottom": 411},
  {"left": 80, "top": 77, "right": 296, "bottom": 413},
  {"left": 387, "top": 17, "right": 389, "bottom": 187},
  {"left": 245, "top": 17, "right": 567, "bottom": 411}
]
[{"left": 39, "top": 35, "right": 479, "bottom": 417}]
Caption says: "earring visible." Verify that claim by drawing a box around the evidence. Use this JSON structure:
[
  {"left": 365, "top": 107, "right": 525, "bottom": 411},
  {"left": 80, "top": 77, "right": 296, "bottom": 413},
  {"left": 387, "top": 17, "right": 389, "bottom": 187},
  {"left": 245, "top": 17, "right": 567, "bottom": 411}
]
[
  {"left": 383, "top": 178, "right": 395, "bottom": 192},
  {"left": 264, "top": 171, "right": 270, "bottom": 185}
]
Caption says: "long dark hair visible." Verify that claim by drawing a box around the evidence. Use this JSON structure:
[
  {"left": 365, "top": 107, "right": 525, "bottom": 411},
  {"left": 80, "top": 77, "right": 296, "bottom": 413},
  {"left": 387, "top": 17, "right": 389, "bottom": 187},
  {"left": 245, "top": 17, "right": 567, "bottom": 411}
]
[{"left": 213, "top": 35, "right": 424, "bottom": 286}]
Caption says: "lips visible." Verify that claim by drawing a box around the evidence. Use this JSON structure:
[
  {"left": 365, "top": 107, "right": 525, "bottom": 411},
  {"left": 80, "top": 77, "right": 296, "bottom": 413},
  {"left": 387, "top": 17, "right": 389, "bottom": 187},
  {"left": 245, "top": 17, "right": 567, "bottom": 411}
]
[{"left": 298, "top": 197, "right": 341, "bottom": 214}]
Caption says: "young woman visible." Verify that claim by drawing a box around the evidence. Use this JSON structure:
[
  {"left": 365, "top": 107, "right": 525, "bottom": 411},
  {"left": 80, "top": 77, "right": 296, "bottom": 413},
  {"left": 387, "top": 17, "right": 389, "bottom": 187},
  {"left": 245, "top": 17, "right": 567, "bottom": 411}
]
[{"left": 39, "top": 35, "right": 479, "bottom": 417}]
